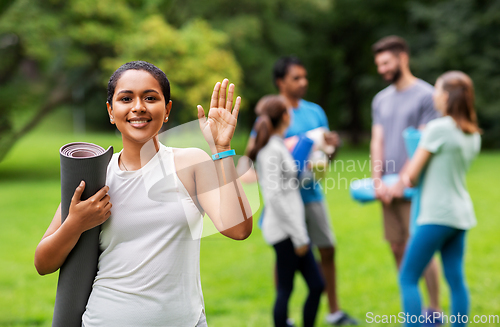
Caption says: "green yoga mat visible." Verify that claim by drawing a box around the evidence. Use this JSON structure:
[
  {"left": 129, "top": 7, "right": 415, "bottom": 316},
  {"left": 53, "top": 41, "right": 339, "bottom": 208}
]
[{"left": 53, "top": 142, "right": 113, "bottom": 327}]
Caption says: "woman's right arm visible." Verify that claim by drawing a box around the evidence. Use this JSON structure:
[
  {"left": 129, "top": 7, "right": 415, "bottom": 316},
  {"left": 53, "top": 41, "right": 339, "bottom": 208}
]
[{"left": 34, "top": 181, "right": 111, "bottom": 275}]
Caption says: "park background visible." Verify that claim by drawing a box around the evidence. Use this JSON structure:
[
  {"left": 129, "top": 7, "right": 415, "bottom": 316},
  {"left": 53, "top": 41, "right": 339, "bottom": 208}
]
[{"left": 0, "top": 0, "right": 499, "bottom": 326}]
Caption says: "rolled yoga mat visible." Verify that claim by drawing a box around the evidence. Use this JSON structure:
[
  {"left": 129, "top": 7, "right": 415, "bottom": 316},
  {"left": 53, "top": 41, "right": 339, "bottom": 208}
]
[
  {"left": 291, "top": 135, "right": 314, "bottom": 172},
  {"left": 349, "top": 174, "right": 416, "bottom": 203},
  {"left": 53, "top": 142, "right": 113, "bottom": 327}
]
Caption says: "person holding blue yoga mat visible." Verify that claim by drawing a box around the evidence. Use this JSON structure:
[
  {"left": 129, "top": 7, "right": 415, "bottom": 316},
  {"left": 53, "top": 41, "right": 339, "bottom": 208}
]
[
  {"left": 370, "top": 36, "right": 442, "bottom": 317},
  {"left": 248, "top": 95, "right": 324, "bottom": 327},
  {"left": 399, "top": 71, "right": 481, "bottom": 326},
  {"left": 35, "top": 61, "right": 253, "bottom": 326}
]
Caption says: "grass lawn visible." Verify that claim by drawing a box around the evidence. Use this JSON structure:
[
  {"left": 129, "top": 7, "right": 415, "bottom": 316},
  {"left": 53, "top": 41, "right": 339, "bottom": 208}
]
[{"left": 0, "top": 114, "right": 499, "bottom": 326}]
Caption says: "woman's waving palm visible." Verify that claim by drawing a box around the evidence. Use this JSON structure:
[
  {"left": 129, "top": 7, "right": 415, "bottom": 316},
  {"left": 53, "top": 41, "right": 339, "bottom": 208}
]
[{"left": 197, "top": 79, "right": 241, "bottom": 153}]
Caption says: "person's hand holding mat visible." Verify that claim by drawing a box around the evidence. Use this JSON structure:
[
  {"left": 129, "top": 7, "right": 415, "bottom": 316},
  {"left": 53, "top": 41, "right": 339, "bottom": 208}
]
[
  {"left": 67, "top": 181, "right": 112, "bottom": 234},
  {"left": 374, "top": 178, "right": 391, "bottom": 204},
  {"left": 387, "top": 178, "right": 405, "bottom": 200}
]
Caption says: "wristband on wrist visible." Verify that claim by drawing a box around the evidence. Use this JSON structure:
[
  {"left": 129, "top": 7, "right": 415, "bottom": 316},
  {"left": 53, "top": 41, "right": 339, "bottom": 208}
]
[{"left": 212, "top": 149, "right": 236, "bottom": 160}]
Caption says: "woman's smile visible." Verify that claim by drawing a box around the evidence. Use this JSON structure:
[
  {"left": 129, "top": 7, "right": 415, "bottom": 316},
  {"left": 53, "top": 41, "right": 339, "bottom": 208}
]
[{"left": 127, "top": 117, "right": 152, "bottom": 128}]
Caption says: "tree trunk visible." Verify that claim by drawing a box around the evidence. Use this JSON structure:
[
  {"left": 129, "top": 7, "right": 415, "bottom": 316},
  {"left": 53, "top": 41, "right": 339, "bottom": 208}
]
[{"left": 0, "top": 83, "right": 70, "bottom": 163}]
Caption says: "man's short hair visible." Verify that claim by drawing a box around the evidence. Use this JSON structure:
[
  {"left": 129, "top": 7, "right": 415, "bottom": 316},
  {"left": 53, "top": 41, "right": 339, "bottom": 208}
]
[
  {"left": 272, "top": 56, "right": 304, "bottom": 88},
  {"left": 372, "top": 36, "right": 409, "bottom": 56}
]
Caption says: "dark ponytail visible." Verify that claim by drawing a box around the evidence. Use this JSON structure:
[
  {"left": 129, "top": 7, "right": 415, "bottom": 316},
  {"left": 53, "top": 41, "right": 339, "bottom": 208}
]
[{"left": 248, "top": 95, "right": 288, "bottom": 161}]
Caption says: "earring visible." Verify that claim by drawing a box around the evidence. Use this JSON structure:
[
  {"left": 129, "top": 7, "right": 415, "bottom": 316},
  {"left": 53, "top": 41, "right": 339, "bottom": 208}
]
[
  {"left": 110, "top": 117, "right": 114, "bottom": 123},
  {"left": 164, "top": 117, "right": 169, "bottom": 122}
]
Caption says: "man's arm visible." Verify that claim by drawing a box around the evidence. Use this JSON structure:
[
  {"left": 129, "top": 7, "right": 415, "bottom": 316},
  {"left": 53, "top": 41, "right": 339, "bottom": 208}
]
[
  {"left": 324, "top": 131, "right": 341, "bottom": 162},
  {"left": 371, "top": 124, "right": 390, "bottom": 204}
]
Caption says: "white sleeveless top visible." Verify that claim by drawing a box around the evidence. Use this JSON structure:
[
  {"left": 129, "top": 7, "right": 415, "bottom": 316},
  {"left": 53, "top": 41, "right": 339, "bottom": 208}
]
[{"left": 82, "top": 143, "right": 205, "bottom": 327}]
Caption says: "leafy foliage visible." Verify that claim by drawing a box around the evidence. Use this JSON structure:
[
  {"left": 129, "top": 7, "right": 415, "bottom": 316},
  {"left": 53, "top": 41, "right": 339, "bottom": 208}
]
[
  {"left": 1, "top": 0, "right": 500, "bottom": 163},
  {"left": 0, "top": 0, "right": 240, "bottom": 161}
]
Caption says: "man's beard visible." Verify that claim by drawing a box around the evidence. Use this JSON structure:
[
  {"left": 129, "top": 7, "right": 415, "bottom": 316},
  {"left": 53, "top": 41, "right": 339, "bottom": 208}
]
[
  {"left": 292, "top": 86, "right": 307, "bottom": 99},
  {"left": 385, "top": 67, "right": 402, "bottom": 84}
]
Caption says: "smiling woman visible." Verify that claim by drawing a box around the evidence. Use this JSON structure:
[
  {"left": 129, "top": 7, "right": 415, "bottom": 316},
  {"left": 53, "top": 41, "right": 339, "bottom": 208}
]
[
  {"left": 107, "top": 68, "right": 173, "bottom": 164},
  {"left": 34, "top": 60, "right": 253, "bottom": 327}
]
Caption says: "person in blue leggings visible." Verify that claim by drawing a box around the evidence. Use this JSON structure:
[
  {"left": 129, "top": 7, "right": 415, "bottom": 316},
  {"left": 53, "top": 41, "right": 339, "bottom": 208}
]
[{"left": 400, "top": 71, "right": 481, "bottom": 326}]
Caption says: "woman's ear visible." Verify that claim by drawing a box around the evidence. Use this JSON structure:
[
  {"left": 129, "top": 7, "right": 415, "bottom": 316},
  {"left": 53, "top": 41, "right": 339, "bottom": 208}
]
[
  {"left": 164, "top": 100, "right": 172, "bottom": 122},
  {"left": 106, "top": 101, "right": 115, "bottom": 124}
]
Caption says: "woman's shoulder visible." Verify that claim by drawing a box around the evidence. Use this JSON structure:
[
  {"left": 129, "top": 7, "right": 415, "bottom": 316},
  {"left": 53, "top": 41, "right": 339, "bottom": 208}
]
[
  {"left": 424, "top": 116, "right": 456, "bottom": 135},
  {"left": 171, "top": 147, "right": 211, "bottom": 170},
  {"left": 429, "top": 115, "right": 454, "bottom": 127},
  {"left": 171, "top": 147, "right": 209, "bottom": 159}
]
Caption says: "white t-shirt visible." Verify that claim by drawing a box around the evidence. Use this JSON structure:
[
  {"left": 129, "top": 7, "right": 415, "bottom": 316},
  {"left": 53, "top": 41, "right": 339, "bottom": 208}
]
[{"left": 82, "top": 143, "right": 205, "bottom": 326}]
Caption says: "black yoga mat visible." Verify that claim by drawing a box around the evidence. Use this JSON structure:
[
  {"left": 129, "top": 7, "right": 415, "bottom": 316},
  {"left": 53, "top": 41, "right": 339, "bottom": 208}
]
[{"left": 53, "top": 142, "right": 113, "bottom": 327}]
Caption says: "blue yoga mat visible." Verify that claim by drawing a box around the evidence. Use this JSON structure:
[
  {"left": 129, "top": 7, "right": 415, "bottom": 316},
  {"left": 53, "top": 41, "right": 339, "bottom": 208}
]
[
  {"left": 349, "top": 174, "right": 416, "bottom": 203},
  {"left": 291, "top": 135, "right": 314, "bottom": 172}
]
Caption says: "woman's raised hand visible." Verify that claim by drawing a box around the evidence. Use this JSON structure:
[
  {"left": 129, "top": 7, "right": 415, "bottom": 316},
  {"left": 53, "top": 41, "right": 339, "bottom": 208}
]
[
  {"left": 197, "top": 79, "right": 241, "bottom": 153},
  {"left": 67, "top": 181, "right": 112, "bottom": 233}
]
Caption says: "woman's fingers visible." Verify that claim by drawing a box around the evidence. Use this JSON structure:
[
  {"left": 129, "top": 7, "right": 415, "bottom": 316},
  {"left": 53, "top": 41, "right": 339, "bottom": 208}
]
[
  {"left": 218, "top": 79, "right": 228, "bottom": 109},
  {"left": 232, "top": 96, "right": 241, "bottom": 119},
  {"left": 197, "top": 105, "right": 206, "bottom": 122},
  {"left": 197, "top": 105, "right": 208, "bottom": 131},
  {"left": 210, "top": 82, "right": 221, "bottom": 109},
  {"left": 101, "top": 194, "right": 111, "bottom": 205},
  {"left": 91, "top": 185, "right": 109, "bottom": 202},
  {"left": 210, "top": 79, "right": 239, "bottom": 115},
  {"left": 102, "top": 201, "right": 112, "bottom": 217},
  {"left": 226, "top": 83, "right": 234, "bottom": 112},
  {"left": 197, "top": 105, "right": 205, "bottom": 119},
  {"left": 71, "top": 181, "right": 86, "bottom": 205}
]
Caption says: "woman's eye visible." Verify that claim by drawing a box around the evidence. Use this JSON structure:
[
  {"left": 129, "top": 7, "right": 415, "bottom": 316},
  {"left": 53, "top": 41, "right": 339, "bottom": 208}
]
[
  {"left": 120, "top": 97, "right": 132, "bottom": 102},
  {"left": 145, "top": 96, "right": 156, "bottom": 101}
]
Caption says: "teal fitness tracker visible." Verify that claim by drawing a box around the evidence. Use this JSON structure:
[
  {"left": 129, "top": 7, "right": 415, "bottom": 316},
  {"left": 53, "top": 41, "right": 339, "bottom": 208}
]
[{"left": 212, "top": 149, "right": 236, "bottom": 160}]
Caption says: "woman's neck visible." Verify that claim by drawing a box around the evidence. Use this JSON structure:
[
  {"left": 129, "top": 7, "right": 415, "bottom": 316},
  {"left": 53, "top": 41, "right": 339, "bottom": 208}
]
[
  {"left": 120, "top": 135, "right": 160, "bottom": 171},
  {"left": 273, "top": 124, "right": 287, "bottom": 138}
]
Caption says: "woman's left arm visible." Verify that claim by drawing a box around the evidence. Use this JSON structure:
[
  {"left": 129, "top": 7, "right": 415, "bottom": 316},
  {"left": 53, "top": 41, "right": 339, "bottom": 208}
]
[
  {"left": 195, "top": 79, "right": 253, "bottom": 240},
  {"left": 401, "top": 147, "right": 432, "bottom": 187}
]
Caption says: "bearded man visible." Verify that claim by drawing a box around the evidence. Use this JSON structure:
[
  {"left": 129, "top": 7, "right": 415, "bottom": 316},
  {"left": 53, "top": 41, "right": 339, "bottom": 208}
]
[{"left": 370, "top": 36, "right": 442, "bottom": 319}]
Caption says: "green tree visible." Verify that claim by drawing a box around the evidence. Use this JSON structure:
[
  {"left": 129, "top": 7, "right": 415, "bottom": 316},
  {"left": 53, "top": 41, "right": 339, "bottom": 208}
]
[
  {"left": 0, "top": 0, "right": 241, "bottom": 162},
  {"left": 161, "top": 0, "right": 413, "bottom": 143},
  {"left": 160, "top": 0, "right": 499, "bottom": 147},
  {"left": 408, "top": 0, "right": 500, "bottom": 148}
]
